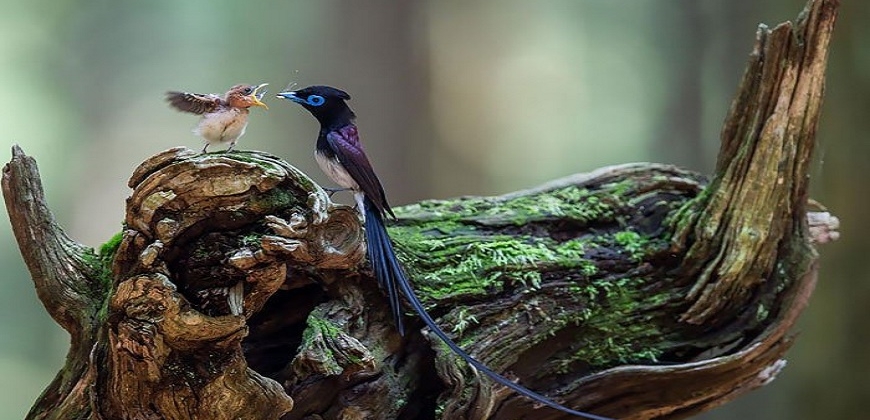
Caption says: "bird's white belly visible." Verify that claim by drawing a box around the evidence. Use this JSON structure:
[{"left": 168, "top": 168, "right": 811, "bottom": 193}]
[
  {"left": 316, "top": 151, "right": 358, "bottom": 190},
  {"left": 195, "top": 110, "right": 248, "bottom": 144}
]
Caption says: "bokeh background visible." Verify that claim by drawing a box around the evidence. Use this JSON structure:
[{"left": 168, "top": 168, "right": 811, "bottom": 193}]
[{"left": 0, "top": 1, "right": 864, "bottom": 419}]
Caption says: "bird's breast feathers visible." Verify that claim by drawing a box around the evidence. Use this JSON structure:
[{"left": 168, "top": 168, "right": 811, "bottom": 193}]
[
  {"left": 315, "top": 150, "right": 359, "bottom": 191},
  {"left": 194, "top": 108, "right": 249, "bottom": 144}
]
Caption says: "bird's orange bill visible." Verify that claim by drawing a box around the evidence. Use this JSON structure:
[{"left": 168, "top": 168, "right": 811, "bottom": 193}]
[{"left": 250, "top": 83, "right": 269, "bottom": 109}]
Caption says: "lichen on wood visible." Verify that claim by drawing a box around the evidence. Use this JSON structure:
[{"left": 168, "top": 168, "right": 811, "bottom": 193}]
[{"left": 1, "top": 0, "right": 841, "bottom": 419}]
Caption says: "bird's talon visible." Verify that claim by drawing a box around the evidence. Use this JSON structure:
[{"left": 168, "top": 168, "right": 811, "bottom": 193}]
[{"left": 323, "top": 187, "right": 350, "bottom": 198}]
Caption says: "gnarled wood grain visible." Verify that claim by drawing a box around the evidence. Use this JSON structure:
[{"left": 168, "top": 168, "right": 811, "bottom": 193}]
[{"left": 2, "top": 0, "right": 839, "bottom": 419}]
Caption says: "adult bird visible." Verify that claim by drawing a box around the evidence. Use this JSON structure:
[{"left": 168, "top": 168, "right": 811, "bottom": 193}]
[
  {"left": 276, "top": 85, "right": 611, "bottom": 420},
  {"left": 166, "top": 83, "right": 269, "bottom": 153}
]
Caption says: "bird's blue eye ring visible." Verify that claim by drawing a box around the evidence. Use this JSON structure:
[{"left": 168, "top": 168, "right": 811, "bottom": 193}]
[{"left": 307, "top": 95, "right": 325, "bottom": 106}]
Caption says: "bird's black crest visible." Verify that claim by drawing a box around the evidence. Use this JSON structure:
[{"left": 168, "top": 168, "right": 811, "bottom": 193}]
[{"left": 297, "top": 85, "right": 351, "bottom": 101}]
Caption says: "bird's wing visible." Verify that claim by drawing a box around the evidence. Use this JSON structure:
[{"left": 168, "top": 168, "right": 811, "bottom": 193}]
[
  {"left": 325, "top": 126, "right": 395, "bottom": 218},
  {"left": 166, "top": 91, "right": 222, "bottom": 115}
]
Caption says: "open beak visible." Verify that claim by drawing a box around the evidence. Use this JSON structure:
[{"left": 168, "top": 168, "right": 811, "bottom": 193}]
[
  {"left": 250, "top": 83, "right": 269, "bottom": 109},
  {"left": 276, "top": 90, "right": 304, "bottom": 104}
]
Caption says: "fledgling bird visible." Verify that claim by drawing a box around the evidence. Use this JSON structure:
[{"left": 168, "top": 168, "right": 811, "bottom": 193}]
[
  {"left": 276, "top": 85, "right": 611, "bottom": 420},
  {"left": 166, "top": 83, "right": 269, "bottom": 153}
]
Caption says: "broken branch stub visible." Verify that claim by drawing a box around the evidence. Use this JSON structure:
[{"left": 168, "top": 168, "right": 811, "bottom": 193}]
[{"left": 672, "top": 0, "right": 838, "bottom": 326}]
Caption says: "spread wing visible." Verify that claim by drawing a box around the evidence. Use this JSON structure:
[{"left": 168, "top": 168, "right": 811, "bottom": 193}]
[
  {"left": 325, "top": 126, "right": 395, "bottom": 219},
  {"left": 166, "top": 91, "right": 222, "bottom": 115}
]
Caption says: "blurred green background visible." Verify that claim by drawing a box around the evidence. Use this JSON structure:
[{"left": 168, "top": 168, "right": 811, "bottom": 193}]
[{"left": 0, "top": 1, "right": 863, "bottom": 419}]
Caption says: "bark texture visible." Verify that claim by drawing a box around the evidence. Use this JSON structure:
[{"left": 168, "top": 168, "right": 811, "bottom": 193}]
[{"left": 2, "top": 0, "right": 840, "bottom": 419}]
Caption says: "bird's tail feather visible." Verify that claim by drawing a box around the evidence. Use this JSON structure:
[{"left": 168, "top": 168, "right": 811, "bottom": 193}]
[
  {"left": 365, "top": 200, "right": 405, "bottom": 335},
  {"left": 362, "top": 198, "right": 611, "bottom": 420}
]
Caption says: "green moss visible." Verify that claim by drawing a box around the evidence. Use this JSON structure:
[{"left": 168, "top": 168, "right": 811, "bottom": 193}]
[
  {"left": 666, "top": 185, "right": 711, "bottom": 238},
  {"left": 613, "top": 230, "right": 649, "bottom": 261},
  {"left": 241, "top": 233, "right": 263, "bottom": 248},
  {"left": 395, "top": 233, "right": 665, "bottom": 367},
  {"left": 99, "top": 231, "right": 124, "bottom": 261},
  {"left": 609, "top": 179, "right": 635, "bottom": 197},
  {"left": 388, "top": 181, "right": 674, "bottom": 371},
  {"left": 249, "top": 188, "right": 300, "bottom": 213},
  {"left": 644, "top": 288, "right": 676, "bottom": 307},
  {"left": 551, "top": 277, "right": 663, "bottom": 371},
  {"left": 86, "top": 230, "right": 125, "bottom": 321},
  {"left": 395, "top": 185, "right": 617, "bottom": 227},
  {"left": 76, "top": 231, "right": 123, "bottom": 293},
  {"left": 191, "top": 243, "right": 212, "bottom": 259},
  {"left": 451, "top": 308, "right": 480, "bottom": 337},
  {"left": 78, "top": 248, "right": 103, "bottom": 289},
  {"left": 580, "top": 261, "right": 598, "bottom": 276},
  {"left": 756, "top": 304, "right": 769, "bottom": 322},
  {"left": 399, "top": 235, "right": 600, "bottom": 301},
  {"left": 296, "top": 312, "right": 345, "bottom": 376},
  {"left": 303, "top": 313, "right": 343, "bottom": 342},
  {"left": 473, "top": 187, "right": 615, "bottom": 226},
  {"left": 435, "top": 401, "right": 446, "bottom": 418},
  {"left": 392, "top": 190, "right": 613, "bottom": 301}
]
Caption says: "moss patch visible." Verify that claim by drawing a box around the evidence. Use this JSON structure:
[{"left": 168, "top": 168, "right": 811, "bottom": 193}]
[
  {"left": 385, "top": 179, "right": 686, "bottom": 371},
  {"left": 249, "top": 187, "right": 300, "bottom": 214},
  {"left": 389, "top": 231, "right": 602, "bottom": 301},
  {"left": 296, "top": 312, "right": 345, "bottom": 376},
  {"left": 569, "top": 277, "right": 664, "bottom": 368},
  {"left": 612, "top": 230, "right": 649, "bottom": 261},
  {"left": 394, "top": 185, "right": 618, "bottom": 227}
]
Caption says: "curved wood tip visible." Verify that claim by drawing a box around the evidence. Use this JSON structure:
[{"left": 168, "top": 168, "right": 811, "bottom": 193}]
[
  {"left": 10, "top": 143, "right": 24, "bottom": 159},
  {"left": 672, "top": 0, "right": 838, "bottom": 325}
]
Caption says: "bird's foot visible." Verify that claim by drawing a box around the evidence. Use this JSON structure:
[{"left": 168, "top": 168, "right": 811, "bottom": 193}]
[{"left": 323, "top": 187, "right": 351, "bottom": 198}]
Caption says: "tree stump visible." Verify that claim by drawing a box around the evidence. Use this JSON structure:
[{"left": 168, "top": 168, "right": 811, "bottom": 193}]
[{"left": 2, "top": 0, "right": 841, "bottom": 419}]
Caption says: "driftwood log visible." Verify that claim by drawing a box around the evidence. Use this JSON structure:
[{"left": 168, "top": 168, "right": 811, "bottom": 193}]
[{"left": 2, "top": 0, "right": 841, "bottom": 419}]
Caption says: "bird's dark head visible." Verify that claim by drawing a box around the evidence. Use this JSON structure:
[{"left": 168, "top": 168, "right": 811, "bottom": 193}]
[{"left": 276, "top": 85, "right": 355, "bottom": 127}]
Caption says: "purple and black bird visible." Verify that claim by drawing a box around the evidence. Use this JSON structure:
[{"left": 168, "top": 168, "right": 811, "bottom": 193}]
[{"left": 276, "top": 85, "right": 611, "bottom": 420}]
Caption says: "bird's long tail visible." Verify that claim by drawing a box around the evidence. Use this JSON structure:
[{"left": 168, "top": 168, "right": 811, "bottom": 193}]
[
  {"left": 364, "top": 197, "right": 405, "bottom": 335},
  {"left": 363, "top": 198, "right": 612, "bottom": 420}
]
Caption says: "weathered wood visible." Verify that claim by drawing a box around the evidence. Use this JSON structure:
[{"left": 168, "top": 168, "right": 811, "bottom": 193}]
[{"left": 2, "top": 0, "right": 839, "bottom": 419}]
